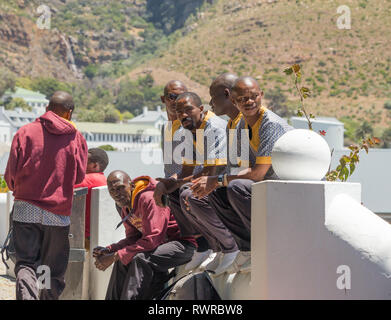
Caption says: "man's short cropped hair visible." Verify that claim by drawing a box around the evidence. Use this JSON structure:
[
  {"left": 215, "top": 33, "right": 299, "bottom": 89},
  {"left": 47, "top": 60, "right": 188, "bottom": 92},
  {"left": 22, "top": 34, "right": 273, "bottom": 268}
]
[
  {"left": 88, "top": 148, "right": 109, "bottom": 172},
  {"left": 176, "top": 92, "right": 202, "bottom": 108}
]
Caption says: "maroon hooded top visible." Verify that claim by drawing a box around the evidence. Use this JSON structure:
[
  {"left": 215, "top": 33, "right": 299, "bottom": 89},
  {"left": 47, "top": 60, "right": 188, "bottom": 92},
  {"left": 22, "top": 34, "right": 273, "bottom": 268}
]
[
  {"left": 5, "top": 111, "right": 88, "bottom": 216},
  {"left": 107, "top": 176, "right": 197, "bottom": 265}
]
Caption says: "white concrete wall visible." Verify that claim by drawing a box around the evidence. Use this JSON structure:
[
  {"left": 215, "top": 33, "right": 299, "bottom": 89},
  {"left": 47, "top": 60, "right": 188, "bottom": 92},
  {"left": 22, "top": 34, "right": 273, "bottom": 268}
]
[
  {"left": 0, "top": 193, "right": 8, "bottom": 245},
  {"left": 5, "top": 191, "right": 15, "bottom": 278},
  {"left": 251, "top": 180, "right": 391, "bottom": 299},
  {"left": 89, "top": 186, "right": 125, "bottom": 300},
  {"left": 291, "top": 117, "right": 344, "bottom": 151}
]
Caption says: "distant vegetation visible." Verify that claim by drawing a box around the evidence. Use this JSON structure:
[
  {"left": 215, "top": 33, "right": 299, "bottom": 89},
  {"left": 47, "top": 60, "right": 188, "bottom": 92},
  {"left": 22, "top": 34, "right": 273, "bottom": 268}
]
[{"left": 3, "top": 73, "right": 164, "bottom": 123}]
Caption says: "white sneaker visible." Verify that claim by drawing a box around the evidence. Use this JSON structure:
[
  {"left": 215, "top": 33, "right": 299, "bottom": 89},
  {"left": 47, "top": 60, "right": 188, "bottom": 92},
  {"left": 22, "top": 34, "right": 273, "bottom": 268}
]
[
  {"left": 184, "top": 249, "right": 212, "bottom": 270},
  {"left": 199, "top": 252, "right": 222, "bottom": 271},
  {"left": 225, "top": 251, "right": 251, "bottom": 274},
  {"left": 213, "top": 250, "right": 240, "bottom": 276}
]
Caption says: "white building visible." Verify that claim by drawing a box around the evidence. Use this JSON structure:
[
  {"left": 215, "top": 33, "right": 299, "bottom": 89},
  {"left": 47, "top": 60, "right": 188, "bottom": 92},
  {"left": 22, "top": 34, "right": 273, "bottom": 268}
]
[
  {"left": 75, "top": 122, "right": 161, "bottom": 152},
  {"left": 1, "top": 87, "right": 48, "bottom": 115},
  {"left": 291, "top": 116, "right": 345, "bottom": 151},
  {"left": 128, "top": 106, "right": 167, "bottom": 130},
  {"left": 0, "top": 107, "right": 42, "bottom": 137},
  {"left": 0, "top": 119, "right": 11, "bottom": 144}
]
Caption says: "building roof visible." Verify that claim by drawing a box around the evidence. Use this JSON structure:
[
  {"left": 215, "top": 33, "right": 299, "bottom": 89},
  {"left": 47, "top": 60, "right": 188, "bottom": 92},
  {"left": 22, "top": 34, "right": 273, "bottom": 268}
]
[
  {"left": 75, "top": 122, "right": 161, "bottom": 135},
  {"left": 129, "top": 106, "right": 167, "bottom": 124},
  {"left": 3, "top": 87, "right": 48, "bottom": 103},
  {"left": 291, "top": 116, "right": 343, "bottom": 126},
  {"left": 0, "top": 107, "right": 41, "bottom": 128}
]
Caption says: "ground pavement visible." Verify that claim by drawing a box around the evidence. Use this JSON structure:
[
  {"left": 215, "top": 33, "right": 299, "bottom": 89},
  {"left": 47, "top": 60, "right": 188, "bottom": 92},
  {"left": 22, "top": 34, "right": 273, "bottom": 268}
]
[{"left": 0, "top": 262, "right": 15, "bottom": 300}]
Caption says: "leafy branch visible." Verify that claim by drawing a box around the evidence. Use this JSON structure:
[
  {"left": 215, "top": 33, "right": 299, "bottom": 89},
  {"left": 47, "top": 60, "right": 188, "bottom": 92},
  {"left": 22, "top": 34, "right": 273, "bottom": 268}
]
[
  {"left": 326, "top": 137, "right": 381, "bottom": 182},
  {"left": 283, "top": 64, "right": 314, "bottom": 130}
]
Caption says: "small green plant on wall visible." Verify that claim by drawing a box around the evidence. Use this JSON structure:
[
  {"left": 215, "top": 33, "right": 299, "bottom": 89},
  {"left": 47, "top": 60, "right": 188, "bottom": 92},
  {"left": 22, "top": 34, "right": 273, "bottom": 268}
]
[
  {"left": 0, "top": 175, "right": 9, "bottom": 193},
  {"left": 283, "top": 64, "right": 380, "bottom": 182}
]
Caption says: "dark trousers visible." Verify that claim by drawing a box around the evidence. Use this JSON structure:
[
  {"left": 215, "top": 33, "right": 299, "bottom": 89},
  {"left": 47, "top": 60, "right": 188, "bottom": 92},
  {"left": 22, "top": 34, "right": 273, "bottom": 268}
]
[
  {"left": 209, "top": 179, "right": 252, "bottom": 251},
  {"left": 13, "top": 221, "right": 70, "bottom": 300},
  {"left": 168, "top": 186, "right": 218, "bottom": 252},
  {"left": 180, "top": 187, "right": 238, "bottom": 253},
  {"left": 105, "top": 240, "right": 195, "bottom": 300}
]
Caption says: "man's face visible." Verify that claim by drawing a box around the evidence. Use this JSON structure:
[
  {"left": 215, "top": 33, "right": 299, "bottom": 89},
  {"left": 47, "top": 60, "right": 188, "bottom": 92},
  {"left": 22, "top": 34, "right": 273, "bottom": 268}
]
[
  {"left": 107, "top": 175, "right": 133, "bottom": 208},
  {"left": 175, "top": 97, "right": 203, "bottom": 131},
  {"left": 231, "top": 82, "right": 263, "bottom": 117},
  {"left": 86, "top": 153, "right": 99, "bottom": 174},
  {"left": 209, "top": 86, "right": 231, "bottom": 116},
  {"left": 161, "top": 83, "right": 187, "bottom": 119}
]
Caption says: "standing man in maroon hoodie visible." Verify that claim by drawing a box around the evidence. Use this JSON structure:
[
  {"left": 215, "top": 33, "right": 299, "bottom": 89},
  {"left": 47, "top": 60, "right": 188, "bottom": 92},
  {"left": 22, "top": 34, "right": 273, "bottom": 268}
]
[
  {"left": 4, "top": 91, "right": 88, "bottom": 300},
  {"left": 93, "top": 171, "right": 196, "bottom": 300}
]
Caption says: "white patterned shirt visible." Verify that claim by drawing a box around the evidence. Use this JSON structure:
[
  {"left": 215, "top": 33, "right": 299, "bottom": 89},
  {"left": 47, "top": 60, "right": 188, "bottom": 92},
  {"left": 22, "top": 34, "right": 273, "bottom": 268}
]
[{"left": 13, "top": 200, "right": 71, "bottom": 226}]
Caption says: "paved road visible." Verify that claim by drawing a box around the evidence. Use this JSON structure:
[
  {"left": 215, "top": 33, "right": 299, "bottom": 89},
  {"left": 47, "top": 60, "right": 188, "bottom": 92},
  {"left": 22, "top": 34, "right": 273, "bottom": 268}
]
[{"left": 0, "top": 262, "right": 15, "bottom": 300}]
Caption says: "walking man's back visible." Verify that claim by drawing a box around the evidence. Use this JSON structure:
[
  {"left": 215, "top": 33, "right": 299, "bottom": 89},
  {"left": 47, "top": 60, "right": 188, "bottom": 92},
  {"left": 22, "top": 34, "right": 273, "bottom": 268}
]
[{"left": 4, "top": 91, "right": 88, "bottom": 300}]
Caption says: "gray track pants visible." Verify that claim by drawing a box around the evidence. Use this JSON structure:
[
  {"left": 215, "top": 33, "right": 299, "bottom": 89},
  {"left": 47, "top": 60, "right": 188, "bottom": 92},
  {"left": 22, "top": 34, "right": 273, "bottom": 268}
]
[
  {"left": 13, "top": 221, "right": 70, "bottom": 300},
  {"left": 105, "top": 240, "right": 195, "bottom": 300},
  {"left": 208, "top": 179, "right": 253, "bottom": 251}
]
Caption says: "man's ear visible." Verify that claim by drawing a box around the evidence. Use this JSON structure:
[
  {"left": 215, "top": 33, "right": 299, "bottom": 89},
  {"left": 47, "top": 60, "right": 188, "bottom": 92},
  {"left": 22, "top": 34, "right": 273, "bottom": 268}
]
[
  {"left": 67, "top": 110, "right": 73, "bottom": 121},
  {"left": 224, "top": 88, "right": 230, "bottom": 98},
  {"left": 199, "top": 105, "right": 204, "bottom": 113},
  {"left": 260, "top": 91, "right": 264, "bottom": 98}
]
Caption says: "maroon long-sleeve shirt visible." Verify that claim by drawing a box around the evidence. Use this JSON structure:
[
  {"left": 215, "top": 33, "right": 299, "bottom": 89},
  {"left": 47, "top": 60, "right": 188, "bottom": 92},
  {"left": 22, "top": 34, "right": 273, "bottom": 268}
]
[
  {"left": 107, "top": 177, "right": 196, "bottom": 265},
  {"left": 5, "top": 111, "right": 88, "bottom": 216}
]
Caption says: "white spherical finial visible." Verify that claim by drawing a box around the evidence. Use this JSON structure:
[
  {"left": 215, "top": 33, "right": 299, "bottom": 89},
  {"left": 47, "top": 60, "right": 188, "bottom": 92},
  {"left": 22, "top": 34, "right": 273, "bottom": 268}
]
[{"left": 272, "top": 129, "right": 331, "bottom": 181}]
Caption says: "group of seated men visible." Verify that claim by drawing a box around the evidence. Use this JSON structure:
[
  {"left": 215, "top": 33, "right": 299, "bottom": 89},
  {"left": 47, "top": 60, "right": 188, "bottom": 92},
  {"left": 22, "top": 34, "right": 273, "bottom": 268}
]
[
  {"left": 92, "top": 73, "right": 293, "bottom": 300},
  {"left": 4, "top": 73, "right": 293, "bottom": 301}
]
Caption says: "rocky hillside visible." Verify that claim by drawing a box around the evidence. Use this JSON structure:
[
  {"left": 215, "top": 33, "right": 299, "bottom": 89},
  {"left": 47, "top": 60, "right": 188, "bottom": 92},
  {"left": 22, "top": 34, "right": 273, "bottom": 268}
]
[
  {"left": 1, "top": 0, "right": 391, "bottom": 140},
  {"left": 129, "top": 0, "right": 391, "bottom": 136},
  {"left": 0, "top": 0, "right": 210, "bottom": 80}
]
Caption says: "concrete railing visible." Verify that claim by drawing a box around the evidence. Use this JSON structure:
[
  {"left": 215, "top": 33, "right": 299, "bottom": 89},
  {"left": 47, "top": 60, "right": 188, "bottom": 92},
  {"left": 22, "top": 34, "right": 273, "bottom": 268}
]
[
  {"left": 3, "top": 181, "right": 391, "bottom": 300},
  {"left": 251, "top": 180, "right": 391, "bottom": 299},
  {"left": 89, "top": 186, "right": 125, "bottom": 300}
]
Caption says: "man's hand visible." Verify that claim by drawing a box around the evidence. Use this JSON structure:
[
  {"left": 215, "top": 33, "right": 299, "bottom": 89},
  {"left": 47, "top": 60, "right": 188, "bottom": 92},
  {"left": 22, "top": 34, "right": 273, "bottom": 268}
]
[
  {"left": 94, "top": 252, "right": 119, "bottom": 271},
  {"left": 190, "top": 176, "right": 218, "bottom": 199},
  {"left": 156, "top": 177, "right": 179, "bottom": 194},
  {"left": 153, "top": 181, "right": 168, "bottom": 207},
  {"left": 92, "top": 246, "right": 110, "bottom": 258}
]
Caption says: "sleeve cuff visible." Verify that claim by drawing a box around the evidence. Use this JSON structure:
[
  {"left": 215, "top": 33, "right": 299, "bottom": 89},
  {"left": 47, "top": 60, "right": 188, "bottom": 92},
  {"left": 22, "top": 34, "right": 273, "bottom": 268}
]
[{"left": 256, "top": 156, "right": 272, "bottom": 165}]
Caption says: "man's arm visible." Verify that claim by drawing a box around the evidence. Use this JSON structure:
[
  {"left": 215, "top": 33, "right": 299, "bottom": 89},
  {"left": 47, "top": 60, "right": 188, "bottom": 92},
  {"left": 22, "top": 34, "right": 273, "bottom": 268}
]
[
  {"left": 115, "top": 194, "right": 169, "bottom": 266},
  {"left": 75, "top": 134, "right": 88, "bottom": 185},
  {"left": 4, "top": 133, "right": 22, "bottom": 191},
  {"left": 106, "top": 205, "right": 141, "bottom": 252}
]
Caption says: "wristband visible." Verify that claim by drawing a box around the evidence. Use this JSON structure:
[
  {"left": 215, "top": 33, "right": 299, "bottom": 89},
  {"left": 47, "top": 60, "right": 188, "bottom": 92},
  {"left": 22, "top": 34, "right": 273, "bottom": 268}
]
[
  {"left": 223, "top": 174, "right": 228, "bottom": 187},
  {"left": 217, "top": 174, "right": 224, "bottom": 187}
]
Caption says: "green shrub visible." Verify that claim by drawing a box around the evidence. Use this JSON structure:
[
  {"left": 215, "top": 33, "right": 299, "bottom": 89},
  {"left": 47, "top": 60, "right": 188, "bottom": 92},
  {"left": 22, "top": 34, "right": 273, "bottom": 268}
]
[{"left": 384, "top": 101, "right": 391, "bottom": 110}]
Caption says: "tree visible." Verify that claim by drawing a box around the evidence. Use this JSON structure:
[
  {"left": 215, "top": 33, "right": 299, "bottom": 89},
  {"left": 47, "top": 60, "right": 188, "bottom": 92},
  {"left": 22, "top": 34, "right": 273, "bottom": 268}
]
[
  {"left": 355, "top": 120, "right": 374, "bottom": 140},
  {"left": 122, "top": 111, "right": 134, "bottom": 121},
  {"left": 98, "top": 145, "right": 117, "bottom": 151},
  {"left": 76, "top": 109, "right": 104, "bottom": 122},
  {"left": 0, "top": 68, "right": 16, "bottom": 97},
  {"left": 264, "top": 88, "right": 291, "bottom": 117},
  {"left": 381, "top": 127, "right": 391, "bottom": 148},
  {"left": 384, "top": 101, "right": 391, "bottom": 110},
  {"left": 102, "top": 104, "right": 120, "bottom": 123},
  {"left": 5, "top": 98, "right": 32, "bottom": 111},
  {"left": 30, "top": 77, "right": 72, "bottom": 99},
  {"left": 116, "top": 82, "right": 144, "bottom": 113},
  {"left": 84, "top": 64, "right": 99, "bottom": 80}
]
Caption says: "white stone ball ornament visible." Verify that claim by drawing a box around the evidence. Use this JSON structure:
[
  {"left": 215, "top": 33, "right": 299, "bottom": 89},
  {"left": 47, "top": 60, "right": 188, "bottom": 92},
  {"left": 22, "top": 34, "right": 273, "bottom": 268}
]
[{"left": 272, "top": 129, "right": 331, "bottom": 181}]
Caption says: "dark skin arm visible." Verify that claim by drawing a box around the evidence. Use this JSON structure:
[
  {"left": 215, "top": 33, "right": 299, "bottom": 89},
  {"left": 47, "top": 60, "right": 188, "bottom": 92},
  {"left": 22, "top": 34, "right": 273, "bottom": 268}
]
[
  {"left": 191, "top": 164, "right": 271, "bottom": 199},
  {"left": 94, "top": 251, "right": 120, "bottom": 271},
  {"left": 153, "top": 165, "right": 218, "bottom": 207}
]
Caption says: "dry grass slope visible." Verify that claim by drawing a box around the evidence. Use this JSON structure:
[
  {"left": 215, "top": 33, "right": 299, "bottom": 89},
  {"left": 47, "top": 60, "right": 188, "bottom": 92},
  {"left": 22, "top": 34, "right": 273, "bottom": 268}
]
[{"left": 137, "top": 0, "right": 391, "bottom": 132}]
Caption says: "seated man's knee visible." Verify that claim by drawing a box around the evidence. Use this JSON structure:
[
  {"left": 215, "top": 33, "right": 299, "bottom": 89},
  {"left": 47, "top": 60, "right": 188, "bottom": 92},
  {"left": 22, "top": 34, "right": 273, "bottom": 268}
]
[{"left": 227, "top": 179, "right": 251, "bottom": 203}]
